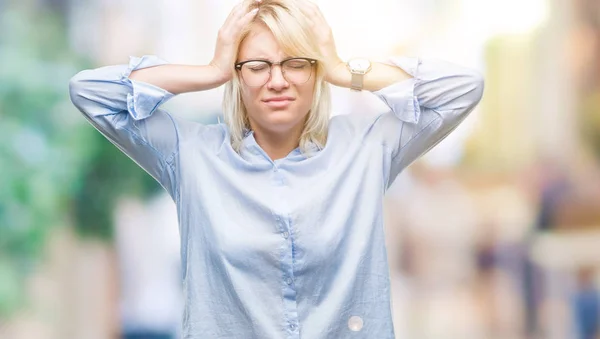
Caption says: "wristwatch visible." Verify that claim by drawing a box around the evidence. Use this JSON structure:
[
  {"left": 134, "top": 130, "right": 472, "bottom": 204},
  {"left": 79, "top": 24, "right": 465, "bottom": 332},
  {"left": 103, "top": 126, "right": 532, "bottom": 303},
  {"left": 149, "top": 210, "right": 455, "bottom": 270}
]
[{"left": 347, "top": 58, "right": 372, "bottom": 91}]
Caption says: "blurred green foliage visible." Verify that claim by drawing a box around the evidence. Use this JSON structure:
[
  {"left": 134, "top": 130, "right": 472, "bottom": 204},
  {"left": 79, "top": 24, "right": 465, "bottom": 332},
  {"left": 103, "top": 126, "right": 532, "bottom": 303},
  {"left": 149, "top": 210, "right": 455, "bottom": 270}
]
[{"left": 0, "top": 3, "right": 160, "bottom": 318}]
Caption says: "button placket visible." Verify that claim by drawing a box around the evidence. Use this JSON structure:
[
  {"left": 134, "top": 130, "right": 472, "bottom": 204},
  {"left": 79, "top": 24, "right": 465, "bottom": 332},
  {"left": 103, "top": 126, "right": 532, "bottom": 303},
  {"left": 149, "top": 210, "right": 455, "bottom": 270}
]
[
  {"left": 271, "top": 163, "right": 286, "bottom": 186},
  {"left": 277, "top": 213, "right": 299, "bottom": 338},
  {"left": 273, "top": 186, "right": 298, "bottom": 338}
]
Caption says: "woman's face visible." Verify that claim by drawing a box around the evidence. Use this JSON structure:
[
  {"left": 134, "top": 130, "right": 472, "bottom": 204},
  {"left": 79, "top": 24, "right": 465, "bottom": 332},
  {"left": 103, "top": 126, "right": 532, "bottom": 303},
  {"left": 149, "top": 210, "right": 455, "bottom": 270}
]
[{"left": 237, "top": 23, "right": 316, "bottom": 134}]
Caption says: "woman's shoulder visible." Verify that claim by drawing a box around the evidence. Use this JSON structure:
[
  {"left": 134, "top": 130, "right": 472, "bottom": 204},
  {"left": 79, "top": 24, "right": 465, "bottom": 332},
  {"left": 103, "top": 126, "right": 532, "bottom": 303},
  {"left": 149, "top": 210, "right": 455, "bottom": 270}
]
[
  {"left": 329, "top": 111, "right": 384, "bottom": 135},
  {"left": 173, "top": 116, "right": 229, "bottom": 147}
]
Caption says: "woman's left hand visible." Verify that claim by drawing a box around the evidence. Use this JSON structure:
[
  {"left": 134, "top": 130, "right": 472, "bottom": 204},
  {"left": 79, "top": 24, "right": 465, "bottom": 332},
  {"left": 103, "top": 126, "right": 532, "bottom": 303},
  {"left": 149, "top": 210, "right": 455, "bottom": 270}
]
[{"left": 296, "top": 1, "right": 346, "bottom": 85}]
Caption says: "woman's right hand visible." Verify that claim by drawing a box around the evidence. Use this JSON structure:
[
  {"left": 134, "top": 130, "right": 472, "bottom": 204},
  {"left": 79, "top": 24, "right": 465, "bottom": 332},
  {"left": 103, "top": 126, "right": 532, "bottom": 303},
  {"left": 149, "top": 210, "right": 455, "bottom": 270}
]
[{"left": 209, "top": 2, "right": 259, "bottom": 83}]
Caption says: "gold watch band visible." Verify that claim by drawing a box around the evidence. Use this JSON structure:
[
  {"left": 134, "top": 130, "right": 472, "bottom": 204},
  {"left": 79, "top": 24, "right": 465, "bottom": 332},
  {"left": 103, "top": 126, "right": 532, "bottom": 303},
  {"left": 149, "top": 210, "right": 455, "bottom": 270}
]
[
  {"left": 347, "top": 58, "right": 371, "bottom": 91},
  {"left": 350, "top": 73, "right": 364, "bottom": 91}
]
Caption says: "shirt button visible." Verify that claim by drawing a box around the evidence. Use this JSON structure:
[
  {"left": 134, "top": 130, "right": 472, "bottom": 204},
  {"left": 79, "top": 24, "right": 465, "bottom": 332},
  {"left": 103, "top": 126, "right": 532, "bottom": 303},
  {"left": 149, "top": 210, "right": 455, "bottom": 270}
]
[
  {"left": 286, "top": 277, "right": 292, "bottom": 285},
  {"left": 282, "top": 231, "right": 289, "bottom": 239},
  {"left": 289, "top": 323, "right": 297, "bottom": 331},
  {"left": 348, "top": 316, "right": 363, "bottom": 331}
]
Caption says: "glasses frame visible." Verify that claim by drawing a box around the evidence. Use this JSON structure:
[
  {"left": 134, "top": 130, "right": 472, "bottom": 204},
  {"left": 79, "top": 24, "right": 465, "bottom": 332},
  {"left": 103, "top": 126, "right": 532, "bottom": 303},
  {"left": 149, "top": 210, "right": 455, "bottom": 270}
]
[{"left": 234, "top": 57, "right": 317, "bottom": 87}]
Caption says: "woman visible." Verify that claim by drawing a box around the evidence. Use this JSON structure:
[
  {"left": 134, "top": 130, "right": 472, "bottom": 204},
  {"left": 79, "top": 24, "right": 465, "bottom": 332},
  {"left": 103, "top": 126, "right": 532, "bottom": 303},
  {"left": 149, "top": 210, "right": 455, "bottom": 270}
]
[{"left": 69, "top": 0, "right": 484, "bottom": 338}]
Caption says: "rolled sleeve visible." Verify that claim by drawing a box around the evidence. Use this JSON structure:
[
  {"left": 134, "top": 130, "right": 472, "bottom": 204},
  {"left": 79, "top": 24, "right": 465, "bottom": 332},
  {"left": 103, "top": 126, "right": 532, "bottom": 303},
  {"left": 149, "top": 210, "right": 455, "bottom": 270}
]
[
  {"left": 373, "top": 57, "right": 421, "bottom": 124},
  {"left": 123, "top": 55, "right": 174, "bottom": 121},
  {"left": 69, "top": 55, "right": 181, "bottom": 198},
  {"left": 366, "top": 56, "right": 484, "bottom": 189}
]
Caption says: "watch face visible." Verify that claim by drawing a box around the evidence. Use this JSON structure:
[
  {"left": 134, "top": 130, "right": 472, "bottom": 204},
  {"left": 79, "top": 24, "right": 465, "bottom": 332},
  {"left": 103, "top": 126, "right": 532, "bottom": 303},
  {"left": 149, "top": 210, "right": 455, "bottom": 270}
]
[{"left": 348, "top": 59, "right": 371, "bottom": 72}]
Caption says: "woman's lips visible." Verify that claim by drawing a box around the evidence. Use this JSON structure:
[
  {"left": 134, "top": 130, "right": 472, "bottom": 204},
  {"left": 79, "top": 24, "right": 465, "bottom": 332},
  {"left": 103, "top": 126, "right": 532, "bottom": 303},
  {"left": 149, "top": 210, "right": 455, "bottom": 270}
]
[{"left": 262, "top": 97, "right": 295, "bottom": 108}]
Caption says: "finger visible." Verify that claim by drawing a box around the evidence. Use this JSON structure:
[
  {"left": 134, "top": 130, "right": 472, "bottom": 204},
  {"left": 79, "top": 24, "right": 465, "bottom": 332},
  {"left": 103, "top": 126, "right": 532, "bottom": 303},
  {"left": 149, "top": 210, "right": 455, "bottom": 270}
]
[
  {"left": 296, "top": 0, "right": 319, "bottom": 17},
  {"left": 231, "top": 5, "right": 259, "bottom": 31},
  {"left": 224, "top": 1, "right": 253, "bottom": 28},
  {"left": 238, "top": 8, "right": 259, "bottom": 26},
  {"left": 220, "top": 7, "right": 258, "bottom": 44},
  {"left": 308, "top": 2, "right": 328, "bottom": 24},
  {"left": 295, "top": 0, "right": 326, "bottom": 26},
  {"left": 224, "top": 2, "right": 245, "bottom": 23},
  {"left": 222, "top": 2, "right": 257, "bottom": 35}
]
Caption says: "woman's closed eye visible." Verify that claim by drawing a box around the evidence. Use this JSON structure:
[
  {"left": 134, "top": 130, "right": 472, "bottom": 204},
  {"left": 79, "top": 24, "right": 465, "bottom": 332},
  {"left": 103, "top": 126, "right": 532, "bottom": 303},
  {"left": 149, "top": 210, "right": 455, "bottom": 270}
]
[
  {"left": 285, "top": 59, "right": 311, "bottom": 69},
  {"left": 248, "top": 63, "right": 269, "bottom": 72},
  {"left": 287, "top": 63, "right": 308, "bottom": 70}
]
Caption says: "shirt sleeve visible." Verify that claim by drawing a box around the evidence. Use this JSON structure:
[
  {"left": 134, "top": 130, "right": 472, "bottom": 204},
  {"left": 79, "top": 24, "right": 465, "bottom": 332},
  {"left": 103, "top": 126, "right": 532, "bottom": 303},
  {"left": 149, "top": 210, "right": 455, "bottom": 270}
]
[
  {"left": 371, "top": 56, "right": 485, "bottom": 189},
  {"left": 69, "top": 55, "right": 180, "bottom": 197}
]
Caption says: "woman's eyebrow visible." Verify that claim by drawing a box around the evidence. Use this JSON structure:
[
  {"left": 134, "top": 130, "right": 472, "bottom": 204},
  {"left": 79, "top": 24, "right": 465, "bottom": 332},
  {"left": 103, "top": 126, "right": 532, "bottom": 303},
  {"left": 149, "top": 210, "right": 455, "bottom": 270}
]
[
  {"left": 241, "top": 55, "right": 296, "bottom": 62},
  {"left": 238, "top": 56, "right": 270, "bottom": 62}
]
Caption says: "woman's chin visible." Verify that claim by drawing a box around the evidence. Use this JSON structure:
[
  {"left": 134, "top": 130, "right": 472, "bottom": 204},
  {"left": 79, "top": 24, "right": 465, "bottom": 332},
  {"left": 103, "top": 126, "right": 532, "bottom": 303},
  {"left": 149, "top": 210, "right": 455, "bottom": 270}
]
[
  {"left": 258, "top": 114, "right": 303, "bottom": 133},
  {"left": 248, "top": 107, "right": 309, "bottom": 133},
  {"left": 265, "top": 111, "right": 302, "bottom": 125}
]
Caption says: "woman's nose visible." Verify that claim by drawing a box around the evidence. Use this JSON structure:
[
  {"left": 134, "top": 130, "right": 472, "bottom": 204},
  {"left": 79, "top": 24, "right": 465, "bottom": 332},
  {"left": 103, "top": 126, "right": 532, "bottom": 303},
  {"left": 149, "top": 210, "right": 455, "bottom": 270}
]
[{"left": 267, "top": 65, "right": 289, "bottom": 89}]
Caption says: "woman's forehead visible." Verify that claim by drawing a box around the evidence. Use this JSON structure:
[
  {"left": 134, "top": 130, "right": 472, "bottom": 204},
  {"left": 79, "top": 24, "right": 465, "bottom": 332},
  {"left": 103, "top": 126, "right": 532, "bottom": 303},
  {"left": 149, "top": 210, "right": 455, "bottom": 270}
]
[{"left": 238, "top": 27, "right": 289, "bottom": 61}]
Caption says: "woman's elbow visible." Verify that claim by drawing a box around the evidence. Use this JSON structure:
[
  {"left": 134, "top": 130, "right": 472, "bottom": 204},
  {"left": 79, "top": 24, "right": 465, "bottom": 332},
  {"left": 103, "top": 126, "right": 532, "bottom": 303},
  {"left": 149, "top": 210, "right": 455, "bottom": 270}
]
[
  {"left": 466, "top": 70, "right": 485, "bottom": 106},
  {"left": 441, "top": 70, "right": 485, "bottom": 119},
  {"left": 68, "top": 70, "right": 90, "bottom": 110}
]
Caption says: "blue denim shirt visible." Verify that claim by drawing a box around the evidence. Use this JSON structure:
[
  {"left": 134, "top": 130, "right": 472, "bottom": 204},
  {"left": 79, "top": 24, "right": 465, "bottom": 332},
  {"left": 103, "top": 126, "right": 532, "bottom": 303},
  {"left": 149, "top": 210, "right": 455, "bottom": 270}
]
[{"left": 69, "top": 55, "right": 484, "bottom": 339}]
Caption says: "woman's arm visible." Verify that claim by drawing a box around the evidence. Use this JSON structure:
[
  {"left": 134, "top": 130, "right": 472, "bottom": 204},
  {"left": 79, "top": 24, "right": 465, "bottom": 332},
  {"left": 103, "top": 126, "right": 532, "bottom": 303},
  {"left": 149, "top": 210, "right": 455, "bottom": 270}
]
[
  {"left": 68, "top": 3, "right": 259, "bottom": 198},
  {"left": 69, "top": 55, "right": 182, "bottom": 197},
  {"left": 370, "top": 57, "right": 484, "bottom": 189},
  {"left": 293, "top": 1, "right": 413, "bottom": 91},
  {"left": 128, "top": 63, "right": 230, "bottom": 95},
  {"left": 295, "top": 1, "right": 484, "bottom": 189},
  {"left": 69, "top": 56, "right": 241, "bottom": 198},
  {"left": 128, "top": 3, "right": 259, "bottom": 94},
  {"left": 328, "top": 61, "right": 413, "bottom": 92}
]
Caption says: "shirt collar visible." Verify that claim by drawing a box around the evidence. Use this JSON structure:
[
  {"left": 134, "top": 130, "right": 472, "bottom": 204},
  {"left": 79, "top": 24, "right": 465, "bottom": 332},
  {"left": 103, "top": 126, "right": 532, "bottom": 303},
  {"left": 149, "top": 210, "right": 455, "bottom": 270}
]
[{"left": 241, "top": 129, "right": 321, "bottom": 161}]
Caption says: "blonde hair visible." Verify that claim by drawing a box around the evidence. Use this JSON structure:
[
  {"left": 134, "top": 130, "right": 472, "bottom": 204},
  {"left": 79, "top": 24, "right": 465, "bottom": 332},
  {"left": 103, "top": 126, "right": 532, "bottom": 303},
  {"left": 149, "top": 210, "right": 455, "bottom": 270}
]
[{"left": 222, "top": 0, "right": 331, "bottom": 155}]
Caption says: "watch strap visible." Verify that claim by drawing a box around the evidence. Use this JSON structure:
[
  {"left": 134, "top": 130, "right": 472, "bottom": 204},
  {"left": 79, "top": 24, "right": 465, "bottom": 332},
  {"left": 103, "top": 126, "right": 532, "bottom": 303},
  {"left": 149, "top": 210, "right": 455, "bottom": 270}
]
[{"left": 350, "top": 72, "right": 364, "bottom": 91}]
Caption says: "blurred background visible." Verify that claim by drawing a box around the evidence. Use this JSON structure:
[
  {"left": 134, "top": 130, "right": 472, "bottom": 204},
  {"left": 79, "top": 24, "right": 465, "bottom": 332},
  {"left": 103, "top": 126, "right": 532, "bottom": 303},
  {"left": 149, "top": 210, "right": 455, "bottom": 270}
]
[{"left": 1, "top": 0, "right": 600, "bottom": 338}]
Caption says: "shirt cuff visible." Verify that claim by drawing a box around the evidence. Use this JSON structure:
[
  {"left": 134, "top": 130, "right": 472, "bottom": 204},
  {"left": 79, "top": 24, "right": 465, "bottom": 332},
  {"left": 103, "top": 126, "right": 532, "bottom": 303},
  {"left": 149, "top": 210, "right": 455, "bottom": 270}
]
[
  {"left": 121, "top": 55, "right": 174, "bottom": 121},
  {"left": 373, "top": 57, "right": 422, "bottom": 124}
]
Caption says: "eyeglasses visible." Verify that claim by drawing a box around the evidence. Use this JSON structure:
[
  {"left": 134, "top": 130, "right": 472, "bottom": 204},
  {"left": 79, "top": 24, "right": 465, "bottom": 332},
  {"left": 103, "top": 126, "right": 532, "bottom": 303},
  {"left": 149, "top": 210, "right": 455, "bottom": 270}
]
[{"left": 235, "top": 57, "right": 317, "bottom": 87}]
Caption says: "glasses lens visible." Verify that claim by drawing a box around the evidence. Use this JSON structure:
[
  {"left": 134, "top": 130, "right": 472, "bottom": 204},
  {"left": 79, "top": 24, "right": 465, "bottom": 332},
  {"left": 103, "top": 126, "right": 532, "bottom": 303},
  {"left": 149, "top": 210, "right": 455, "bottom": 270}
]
[
  {"left": 240, "top": 59, "right": 314, "bottom": 87},
  {"left": 241, "top": 61, "right": 271, "bottom": 87},
  {"left": 282, "top": 59, "right": 313, "bottom": 84}
]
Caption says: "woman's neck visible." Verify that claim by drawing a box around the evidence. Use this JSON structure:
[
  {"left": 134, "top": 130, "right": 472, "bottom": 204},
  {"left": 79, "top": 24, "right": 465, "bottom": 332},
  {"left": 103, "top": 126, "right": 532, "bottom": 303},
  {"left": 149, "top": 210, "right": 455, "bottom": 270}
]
[{"left": 252, "top": 123, "right": 304, "bottom": 160}]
